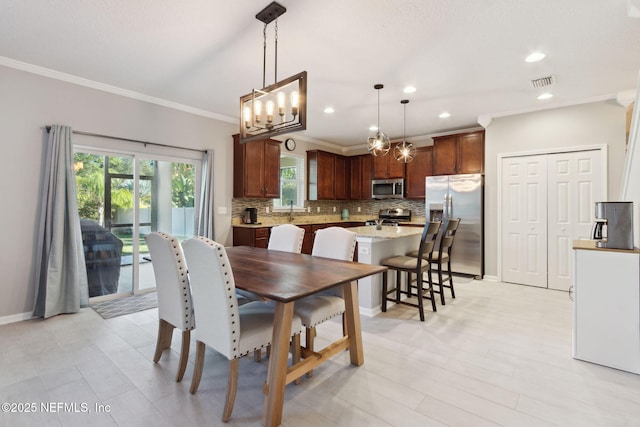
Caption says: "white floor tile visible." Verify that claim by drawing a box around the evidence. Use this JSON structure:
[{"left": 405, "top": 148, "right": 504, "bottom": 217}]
[{"left": 1, "top": 279, "right": 640, "bottom": 426}]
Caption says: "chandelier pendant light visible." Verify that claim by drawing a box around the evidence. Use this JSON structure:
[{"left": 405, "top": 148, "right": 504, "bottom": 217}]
[
  {"left": 239, "top": 2, "right": 307, "bottom": 143},
  {"left": 367, "top": 84, "right": 390, "bottom": 157},
  {"left": 394, "top": 99, "right": 416, "bottom": 163}
]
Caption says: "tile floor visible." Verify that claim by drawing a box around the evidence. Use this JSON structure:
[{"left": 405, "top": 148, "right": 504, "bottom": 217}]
[{"left": 2, "top": 279, "right": 640, "bottom": 426}]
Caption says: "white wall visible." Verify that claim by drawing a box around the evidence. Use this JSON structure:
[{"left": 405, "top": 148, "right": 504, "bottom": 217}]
[
  {"left": 484, "top": 101, "right": 628, "bottom": 278},
  {"left": 0, "top": 65, "right": 237, "bottom": 320}
]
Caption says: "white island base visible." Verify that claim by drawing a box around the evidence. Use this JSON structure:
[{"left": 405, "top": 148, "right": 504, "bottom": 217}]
[{"left": 347, "top": 225, "right": 424, "bottom": 316}]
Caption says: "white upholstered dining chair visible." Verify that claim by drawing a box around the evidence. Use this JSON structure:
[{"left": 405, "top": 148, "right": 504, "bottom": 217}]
[
  {"left": 144, "top": 232, "right": 195, "bottom": 382},
  {"left": 268, "top": 223, "right": 305, "bottom": 253},
  {"left": 182, "top": 236, "right": 303, "bottom": 422},
  {"left": 293, "top": 226, "right": 357, "bottom": 377}
]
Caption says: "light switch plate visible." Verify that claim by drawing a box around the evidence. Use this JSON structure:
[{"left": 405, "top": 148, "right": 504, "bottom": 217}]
[{"left": 217, "top": 207, "right": 227, "bottom": 215}]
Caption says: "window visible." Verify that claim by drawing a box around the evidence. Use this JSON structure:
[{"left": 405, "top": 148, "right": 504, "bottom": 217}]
[
  {"left": 74, "top": 140, "right": 201, "bottom": 300},
  {"left": 274, "top": 153, "right": 305, "bottom": 210}
]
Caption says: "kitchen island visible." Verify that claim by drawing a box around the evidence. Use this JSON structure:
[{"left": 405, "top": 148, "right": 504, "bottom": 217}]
[{"left": 346, "top": 225, "right": 425, "bottom": 315}]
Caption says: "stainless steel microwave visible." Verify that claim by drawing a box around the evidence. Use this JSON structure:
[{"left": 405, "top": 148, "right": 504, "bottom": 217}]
[{"left": 371, "top": 178, "right": 404, "bottom": 199}]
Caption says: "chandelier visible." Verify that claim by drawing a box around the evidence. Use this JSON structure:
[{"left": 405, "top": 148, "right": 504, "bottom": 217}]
[
  {"left": 393, "top": 99, "right": 416, "bottom": 163},
  {"left": 239, "top": 2, "right": 307, "bottom": 143},
  {"left": 367, "top": 84, "right": 390, "bottom": 157}
]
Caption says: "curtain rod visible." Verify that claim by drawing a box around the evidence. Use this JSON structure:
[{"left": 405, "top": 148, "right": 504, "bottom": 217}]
[{"left": 45, "top": 126, "right": 205, "bottom": 154}]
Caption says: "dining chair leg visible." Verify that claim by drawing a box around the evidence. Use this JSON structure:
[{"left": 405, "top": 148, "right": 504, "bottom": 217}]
[
  {"left": 448, "top": 260, "right": 456, "bottom": 298},
  {"left": 416, "top": 273, "right": 425, "bottom": 322},
  {"left": 342, "top": 313, "right": 347, "bottom": 338},
  {"left": 254, "top": 349, "right": 262, "bottom": 362},
  {"left": 437, "top": 262, "right": 446, "bottom": 305},
  {"left": 176, "top": 330, "right": 191, "bottom": 382},
  {"left": 305, "top": 327, "right": 316, "bottom": 378},
  {"left": 153, "top": 319, "right": 174, "bottom": 363},
  {"left": 190, "top": 341, "right": 206, "bottom": 394},
  {"left": 381, "top": 271, "right": 388, "bottom": 312},
  {"left": 223, "top": 358, "right": 239, "bottom": 422},
  {"left": 291, "top": 333, "right": 301, "bottom": 385},
  {"left": 395, "top": 269, "right": 402, "bottom": 302},
  {"left": 427, "top": 269, "right": 437, "bottom": 312}
]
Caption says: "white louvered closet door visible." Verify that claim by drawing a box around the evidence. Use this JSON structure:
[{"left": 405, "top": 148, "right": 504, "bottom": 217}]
[
  {"left": 547, "top": 150, "right": 603, "bottom": 291},
  {"left": 501, "top": 155, "right": 548, "bottom": 287}
]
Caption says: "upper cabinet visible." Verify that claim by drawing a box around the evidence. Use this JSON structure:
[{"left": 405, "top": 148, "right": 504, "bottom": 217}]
[
  {"left": 307, "top": 150, "right": 349, "bottom": 200},
  {"left": 432, "top": 130, "right": 484, "bottom": 175},
  {"left": 349, "top": 154, "right": 373, "bottom": 200},
  {"left": 372, "top": 143, "right": 406, "bottom": 179},
  {"left": 405, "top": 146, "right": 433, "bottom": 199},
  {"left": 233, "top": 134, "right": 281, "bottom": 198}
]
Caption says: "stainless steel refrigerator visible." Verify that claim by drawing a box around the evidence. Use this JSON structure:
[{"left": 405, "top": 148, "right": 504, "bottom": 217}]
[{"left": 426, "top": 174, "right": 484, "bottom": 277}]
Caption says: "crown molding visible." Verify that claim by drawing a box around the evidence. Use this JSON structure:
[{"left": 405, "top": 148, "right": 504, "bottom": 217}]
[{"left": 0, "top": 56, "right": 237, "bottom": 124}]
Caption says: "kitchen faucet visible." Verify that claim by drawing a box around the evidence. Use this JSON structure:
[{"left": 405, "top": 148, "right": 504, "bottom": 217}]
[{"left": 288, "top": 200, "right": 294, "bottom": 223}]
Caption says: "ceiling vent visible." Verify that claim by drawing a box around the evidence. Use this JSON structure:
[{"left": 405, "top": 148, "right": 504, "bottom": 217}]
[{"left": 531, "top": 75, "right": 554, "bottom": 88}]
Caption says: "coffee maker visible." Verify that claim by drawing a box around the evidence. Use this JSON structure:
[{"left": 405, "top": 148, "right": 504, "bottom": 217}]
[
  {"left": 591, "top": 201, "right": 634, "bottom": 249},
  {"left": 243, "top": 207, "right": 258, "bottom": 224}
]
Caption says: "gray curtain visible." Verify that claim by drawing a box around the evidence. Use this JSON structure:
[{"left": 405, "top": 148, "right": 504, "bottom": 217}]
[
  {"left": 196, "top": 150, "right": 215, "bottom": 239},
  {"left": 33, "top": 125, "right": 88, "bottom": 318}
]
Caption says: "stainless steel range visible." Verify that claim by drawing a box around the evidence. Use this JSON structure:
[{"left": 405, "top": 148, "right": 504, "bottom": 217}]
[{"left": 365, "top": 208, "right": 412, "bottom": 226}]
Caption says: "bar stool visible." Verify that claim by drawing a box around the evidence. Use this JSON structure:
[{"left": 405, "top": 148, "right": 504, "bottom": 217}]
[
  {"left": 380, "top": 221, "right": 441, "bottom": 321},
  {"left": 407, "top": 218, "right": 461, "bottom": 305}
]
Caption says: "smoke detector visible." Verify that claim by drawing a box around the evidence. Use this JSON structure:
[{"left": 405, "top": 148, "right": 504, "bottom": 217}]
[{"left": 531, "top": 75, "right": 554, "bottom": 88}]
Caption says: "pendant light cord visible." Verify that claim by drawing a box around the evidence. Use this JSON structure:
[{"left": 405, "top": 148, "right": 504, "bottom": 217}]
[
  {"left": 261, "top": 20, "right": 279, "bottom": 88},
  {"left": 403, "top": 102, "right": 407, "bottom": 141},
  {"left": 274, "top": 19, "right": 278, "bottom": 83},
  {"left": 377, "top": 89, "right": 381, "bottom": 132},
  {"left": 262, "top": 23, "right": 267, "bottom": 89}
]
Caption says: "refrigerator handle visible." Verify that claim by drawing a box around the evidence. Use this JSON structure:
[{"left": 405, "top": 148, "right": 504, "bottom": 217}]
[
  {"left": 443, "top": 195, "right": 448, "bottom": 219},
  {"left": 448, "top": 194, "right": 453, "bottom": 219}
]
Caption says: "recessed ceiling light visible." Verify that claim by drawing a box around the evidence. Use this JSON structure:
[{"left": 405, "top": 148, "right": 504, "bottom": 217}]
[
  {"left": 403, "top": 86, "right": 416, "bottom": 94},
  {"left": 323, "top": 107, "right": 335, "bottom": 114},
  {"left": 526, "top": 52, "right": 546, "bottom": 63},
  {"left": 537, "top": 92, "right": 553, "bottom": 100},
  {"left": 369, "top": 125, "right": 378, "bottom": 131},
  {"left": 439, "top": 112, "right": 451, "bottom": 119}
]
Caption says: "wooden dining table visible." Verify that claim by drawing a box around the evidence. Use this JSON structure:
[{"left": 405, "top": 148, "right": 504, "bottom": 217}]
[{"left": 226, "top": 245, "right": 388, "bottom": 427}]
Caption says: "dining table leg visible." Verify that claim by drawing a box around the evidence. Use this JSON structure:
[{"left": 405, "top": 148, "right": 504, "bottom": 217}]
[
  {"left": 343, "top": 280, "right": 364, "bottom": 366},
  {"left": 263, "top": 300, "right": 294, "bottom": 427}
]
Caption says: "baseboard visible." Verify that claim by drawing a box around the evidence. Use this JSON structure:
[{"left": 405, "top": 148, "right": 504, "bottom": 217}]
[
  {"left": 358, "top": 305, "right": 381, "bottom": 317},
  {"left": 483, "top": 275, "right": 498, "bottom": 282},
  {"left": 0, "top": 311, "right": 33, "bottom": 325}
]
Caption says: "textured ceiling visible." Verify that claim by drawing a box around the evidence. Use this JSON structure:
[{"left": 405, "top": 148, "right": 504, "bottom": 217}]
[{"left": 1, "top": 0, "right": 639, "bottom": 147}]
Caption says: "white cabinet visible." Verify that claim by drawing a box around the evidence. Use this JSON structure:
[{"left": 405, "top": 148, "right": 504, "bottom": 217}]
[{"left": 573, "top": 242, "right": 640, "bottom": 374}]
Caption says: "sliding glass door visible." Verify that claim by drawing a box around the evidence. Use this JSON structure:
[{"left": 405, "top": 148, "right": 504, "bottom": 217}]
[{"left": 75, "top": 151, "right": 197, "bottom": 300}]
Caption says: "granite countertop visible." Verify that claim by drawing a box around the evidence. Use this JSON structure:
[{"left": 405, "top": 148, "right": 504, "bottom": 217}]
[
  {"left": 346, "top": 225, "right": 424, "bottom": 239},
  {"left": 232, "top": 217, "right": 427, "bottom": 228},
  {"left": 573, "top": 239, "right": 640, "bottom": 254}
]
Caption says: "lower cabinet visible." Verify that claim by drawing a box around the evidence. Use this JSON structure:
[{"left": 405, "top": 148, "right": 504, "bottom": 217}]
[
  {"left": 573, "top": 245, "right": 640, "bottom": 374},
  {"left": 233, "top": 222, "right": 365, "bottom": 259},
  {"left": 232, "top": 227, "right": 269, "bottom": 248},
  {"left": 300, "top": 225, "right": 313, "bottom": 254}
]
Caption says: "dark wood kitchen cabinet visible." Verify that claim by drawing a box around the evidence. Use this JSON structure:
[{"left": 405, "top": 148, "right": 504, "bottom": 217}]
[
  {"left": 432, "top": 130, "right": 484, "bottom": 176},
  {"left": 405, "top": 146, "right": 433, "bottom": 199},
  {"left": 232, "top": 226, "right": 270, "bottom": 248},
  {"left": 233, "top": 134, "right": 281, "bottom": 198},
  {"left": 372, "top": 143, "right": 405, "bottom": 179},
  {"left": 334, "top": 155, "right": 349, "bottom": 200},
  {"left": 307, "top": 150, "right": 348, "bottom": 200},
  {"left": 349, "top": 154, "right": 373, "bottom": 200}
]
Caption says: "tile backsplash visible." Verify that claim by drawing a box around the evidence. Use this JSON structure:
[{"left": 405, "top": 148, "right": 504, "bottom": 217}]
[{"left": 232, "top": 198, "right": 426, "bottom": 223}]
